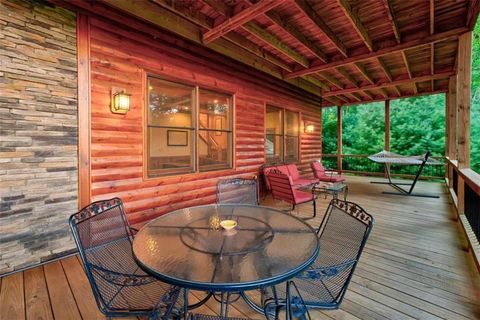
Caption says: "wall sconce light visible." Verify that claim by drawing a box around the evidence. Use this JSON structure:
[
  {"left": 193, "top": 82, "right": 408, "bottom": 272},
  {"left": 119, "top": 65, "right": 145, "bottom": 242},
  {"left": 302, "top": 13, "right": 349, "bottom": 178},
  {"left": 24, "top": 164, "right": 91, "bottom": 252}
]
[
  {"left": 111, "top": 88, "right": 131, "bottom": 114},
  {"left": 305, "top": 123, "right": 315, "bottom": 133}
]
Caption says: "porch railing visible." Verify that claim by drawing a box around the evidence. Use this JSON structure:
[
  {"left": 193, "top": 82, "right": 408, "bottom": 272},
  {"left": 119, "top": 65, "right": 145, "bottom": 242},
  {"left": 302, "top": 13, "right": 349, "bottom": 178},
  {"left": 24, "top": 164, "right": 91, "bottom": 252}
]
[
  {"left": 446, "top": 159, "right": 480, "bottom": 272},
  {"left": 321, "top": 154, "right": 446, "bottom": 179}
]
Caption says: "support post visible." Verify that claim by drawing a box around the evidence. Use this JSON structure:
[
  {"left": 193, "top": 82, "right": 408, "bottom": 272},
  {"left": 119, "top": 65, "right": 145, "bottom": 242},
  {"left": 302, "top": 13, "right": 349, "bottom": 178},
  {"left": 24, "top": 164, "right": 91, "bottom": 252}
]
[
  {"left": 447, "top": 76, "right": 457, "bottom": 188},
  {"left": 337, "top": 106, "right": 342, "bottom": 173},
  {"left": 385, "top": 100, "right": 390, "bottom": 151},
  {"left": 456, "top": 31, "right": 472, "bottom": 214}
]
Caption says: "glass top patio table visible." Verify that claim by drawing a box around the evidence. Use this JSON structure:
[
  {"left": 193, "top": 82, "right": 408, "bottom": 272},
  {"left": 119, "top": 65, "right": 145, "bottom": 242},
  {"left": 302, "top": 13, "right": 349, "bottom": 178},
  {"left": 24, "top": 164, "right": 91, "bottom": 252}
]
[{"left": 133, "top": 204, "right": 319, "bottom": 292}]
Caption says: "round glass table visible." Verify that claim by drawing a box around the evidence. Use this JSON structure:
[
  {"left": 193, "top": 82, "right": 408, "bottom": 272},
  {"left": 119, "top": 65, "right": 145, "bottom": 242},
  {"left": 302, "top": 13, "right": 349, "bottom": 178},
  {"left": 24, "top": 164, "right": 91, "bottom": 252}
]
[{"left": 133, "top": 204, "right": 319, "bottom": 292}]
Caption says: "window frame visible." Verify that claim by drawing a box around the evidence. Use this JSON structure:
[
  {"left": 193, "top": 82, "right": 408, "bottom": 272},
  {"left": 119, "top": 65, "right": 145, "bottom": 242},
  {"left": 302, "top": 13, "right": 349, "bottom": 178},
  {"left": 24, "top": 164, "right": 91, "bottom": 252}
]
[
  {"left": 265, "top": 104, "right": 300, "bottom": 164},
  {"left": 145, "top": 74, "right": 234, "bottom": 179}
]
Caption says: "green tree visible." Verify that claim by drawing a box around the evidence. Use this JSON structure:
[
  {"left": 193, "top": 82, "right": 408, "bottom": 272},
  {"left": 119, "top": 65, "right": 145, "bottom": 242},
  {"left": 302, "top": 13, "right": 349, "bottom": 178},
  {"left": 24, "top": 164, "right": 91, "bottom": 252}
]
[{"left": 471, "top": 22, "right": 480, "bottom": 173}]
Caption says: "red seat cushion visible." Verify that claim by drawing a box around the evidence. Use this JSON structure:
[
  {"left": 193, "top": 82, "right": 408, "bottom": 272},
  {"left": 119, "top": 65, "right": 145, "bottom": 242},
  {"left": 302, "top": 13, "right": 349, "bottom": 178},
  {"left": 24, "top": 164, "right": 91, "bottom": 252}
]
[
  {"left": 276, "top": 165, "right": 290, "bottom": 175},
  {"left": 293, "top": 189, "right": 314, "bottom": 203},
  {"left": 286, "top": 164, "right": 300, "bottom": 180}
]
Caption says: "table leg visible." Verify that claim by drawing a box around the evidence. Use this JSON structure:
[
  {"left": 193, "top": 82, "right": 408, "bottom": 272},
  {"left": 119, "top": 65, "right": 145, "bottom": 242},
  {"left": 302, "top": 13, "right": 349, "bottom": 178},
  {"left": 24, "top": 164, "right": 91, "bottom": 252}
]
[
  {"left": 183, "top": 288, "right": 189, "bottom": 320},
  {"left": 344, "top": 186, "right": 348, "bottom": 201}
]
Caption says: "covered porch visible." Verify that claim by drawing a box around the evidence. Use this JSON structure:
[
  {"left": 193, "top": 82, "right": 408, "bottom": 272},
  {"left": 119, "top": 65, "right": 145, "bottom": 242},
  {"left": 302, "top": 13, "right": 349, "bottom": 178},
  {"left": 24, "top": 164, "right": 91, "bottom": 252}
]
[
  {"left": 1, "top": 176, "right": 480, "bottom": 319},
  {"left": 1, "top": 0, "right": 480, "bottom": 319}
]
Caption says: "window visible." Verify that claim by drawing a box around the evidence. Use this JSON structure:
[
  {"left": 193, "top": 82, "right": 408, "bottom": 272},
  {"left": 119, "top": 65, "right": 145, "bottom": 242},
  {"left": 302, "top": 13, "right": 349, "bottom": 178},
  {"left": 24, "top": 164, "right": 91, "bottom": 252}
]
[
  {"left": 265, "top": 105, "right": 299, "bottom": 163},
  {"left": 147, "top": 77, "right": 233, "bottom": 177},
  {"left": 199, "top": 89, "right": 233, "bottom": 171}
]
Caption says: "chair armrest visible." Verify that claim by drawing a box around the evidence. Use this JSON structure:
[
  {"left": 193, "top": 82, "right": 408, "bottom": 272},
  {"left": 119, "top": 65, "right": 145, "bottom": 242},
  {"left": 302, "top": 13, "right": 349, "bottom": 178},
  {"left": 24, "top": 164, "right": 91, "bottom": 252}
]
[{"left": 295, "top": 259, "right": 357, "bottom": 280}]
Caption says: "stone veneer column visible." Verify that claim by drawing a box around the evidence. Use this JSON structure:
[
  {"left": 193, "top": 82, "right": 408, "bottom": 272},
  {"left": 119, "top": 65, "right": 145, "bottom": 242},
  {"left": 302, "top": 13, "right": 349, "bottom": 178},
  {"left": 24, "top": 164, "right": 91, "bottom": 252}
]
[{"left": 0, "top": 0, "right": 78, "bottom": 274}]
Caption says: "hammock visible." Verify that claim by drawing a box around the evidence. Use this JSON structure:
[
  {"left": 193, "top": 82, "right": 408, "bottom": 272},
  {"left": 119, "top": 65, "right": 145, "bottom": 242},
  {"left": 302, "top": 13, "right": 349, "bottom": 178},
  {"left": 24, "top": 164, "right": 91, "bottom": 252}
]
[{"left": 369, "top": 150, "right": 440, "bottom": 198}]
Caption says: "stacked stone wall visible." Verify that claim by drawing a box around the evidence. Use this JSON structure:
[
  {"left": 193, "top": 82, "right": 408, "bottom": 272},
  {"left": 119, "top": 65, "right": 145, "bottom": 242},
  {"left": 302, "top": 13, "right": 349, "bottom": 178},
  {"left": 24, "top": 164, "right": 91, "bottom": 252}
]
[{"left": 0, "top": 0, "right": 78, "bottom": 274}]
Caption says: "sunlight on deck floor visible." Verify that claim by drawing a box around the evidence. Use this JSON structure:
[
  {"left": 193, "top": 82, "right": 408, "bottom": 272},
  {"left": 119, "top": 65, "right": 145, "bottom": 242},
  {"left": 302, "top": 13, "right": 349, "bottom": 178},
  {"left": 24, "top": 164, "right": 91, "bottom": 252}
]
[{"left": 0, "top": 175, "right": 479, "bottom": 319}]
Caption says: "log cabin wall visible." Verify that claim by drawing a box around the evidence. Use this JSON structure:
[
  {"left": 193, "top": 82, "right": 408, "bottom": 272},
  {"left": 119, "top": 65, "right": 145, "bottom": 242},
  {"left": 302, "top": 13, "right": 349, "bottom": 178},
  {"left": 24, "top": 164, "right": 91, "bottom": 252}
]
[{"left": 85, "top": 13, "right": 322, "bottom": 226}]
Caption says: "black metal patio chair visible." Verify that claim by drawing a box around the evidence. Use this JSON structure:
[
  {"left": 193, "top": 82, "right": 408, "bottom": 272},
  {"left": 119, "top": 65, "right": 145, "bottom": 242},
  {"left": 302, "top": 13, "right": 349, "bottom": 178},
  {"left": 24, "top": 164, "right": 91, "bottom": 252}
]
[
  {"left": 69, "top": 197, "right": 181, "bottom": 319},
  {"left": 216, "top": 177, "right": 259, "bottom": 205},
  {"left": 263, "top": 199, "right": 374, "bottom": 317}
]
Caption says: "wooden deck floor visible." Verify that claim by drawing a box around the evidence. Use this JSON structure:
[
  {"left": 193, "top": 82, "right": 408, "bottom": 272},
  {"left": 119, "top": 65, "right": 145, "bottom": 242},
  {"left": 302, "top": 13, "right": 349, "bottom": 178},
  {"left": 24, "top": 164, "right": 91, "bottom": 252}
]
[{"left": 1, "top": 176, "right": 479, "bottom": 319}]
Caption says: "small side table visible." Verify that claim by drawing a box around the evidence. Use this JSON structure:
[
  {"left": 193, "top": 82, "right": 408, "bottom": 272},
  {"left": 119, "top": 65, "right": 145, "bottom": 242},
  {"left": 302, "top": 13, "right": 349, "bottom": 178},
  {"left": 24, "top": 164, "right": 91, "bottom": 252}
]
[{"left": 310, "top": 182, "right": 348, "bottom": 201}]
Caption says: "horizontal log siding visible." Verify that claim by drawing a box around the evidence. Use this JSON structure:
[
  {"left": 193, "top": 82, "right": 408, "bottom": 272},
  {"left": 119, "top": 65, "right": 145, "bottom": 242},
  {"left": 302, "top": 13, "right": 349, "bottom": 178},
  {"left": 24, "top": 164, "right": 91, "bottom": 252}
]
[{"left": 87, "top": 17, "right": 322, "bottom": 225}]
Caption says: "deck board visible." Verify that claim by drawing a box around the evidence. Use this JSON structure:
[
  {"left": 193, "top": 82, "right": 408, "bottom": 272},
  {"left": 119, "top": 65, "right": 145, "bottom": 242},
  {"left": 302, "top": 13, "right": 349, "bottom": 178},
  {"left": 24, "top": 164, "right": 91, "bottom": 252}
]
[{"left": 1, "top": 176, "right": 479, "bottom": 319}]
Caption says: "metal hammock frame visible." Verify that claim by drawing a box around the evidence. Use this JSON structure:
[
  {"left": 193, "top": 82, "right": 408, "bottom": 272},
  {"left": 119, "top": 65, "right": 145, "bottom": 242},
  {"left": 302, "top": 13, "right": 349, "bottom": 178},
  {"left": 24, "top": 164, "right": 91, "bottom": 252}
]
[{"left": 369, "top": 150, "right": 440, "bottom": 198}]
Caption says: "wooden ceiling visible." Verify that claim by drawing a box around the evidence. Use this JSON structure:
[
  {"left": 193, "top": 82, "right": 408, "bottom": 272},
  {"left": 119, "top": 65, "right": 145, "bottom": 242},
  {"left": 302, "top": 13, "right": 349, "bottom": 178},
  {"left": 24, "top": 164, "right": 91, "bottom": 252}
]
[{"left": 79, "top": 0, "right": 480, "bottom": 106}]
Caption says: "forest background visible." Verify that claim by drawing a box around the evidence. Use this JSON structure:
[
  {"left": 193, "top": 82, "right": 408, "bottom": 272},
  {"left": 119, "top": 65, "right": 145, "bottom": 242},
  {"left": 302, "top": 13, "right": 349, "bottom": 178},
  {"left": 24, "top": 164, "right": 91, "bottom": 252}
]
[{"left": 322, "top": 22, "right": 480, "bottom": 176}]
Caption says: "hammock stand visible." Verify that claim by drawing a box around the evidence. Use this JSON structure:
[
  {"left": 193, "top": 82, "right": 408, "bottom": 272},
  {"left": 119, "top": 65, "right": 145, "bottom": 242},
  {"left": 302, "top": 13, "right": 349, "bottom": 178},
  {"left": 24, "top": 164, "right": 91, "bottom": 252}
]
[{"left": 369, "top": 150, "right": 440, "bottom": 198}]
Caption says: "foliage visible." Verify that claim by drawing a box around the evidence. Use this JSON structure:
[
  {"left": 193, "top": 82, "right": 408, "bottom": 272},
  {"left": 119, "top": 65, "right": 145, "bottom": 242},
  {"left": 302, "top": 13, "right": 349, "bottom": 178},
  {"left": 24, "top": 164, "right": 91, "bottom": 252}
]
[
  {"left": 471, "top": 22, "right": 480, "bottom": 173},
  {"left": 321, "top": 22, "right": 480, "bottom": 174}
]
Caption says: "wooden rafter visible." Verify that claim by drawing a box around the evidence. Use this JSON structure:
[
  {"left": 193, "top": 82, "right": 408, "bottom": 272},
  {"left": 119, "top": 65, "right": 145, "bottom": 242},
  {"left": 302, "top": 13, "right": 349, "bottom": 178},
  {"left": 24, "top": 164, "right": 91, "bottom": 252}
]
[
  {"left": 201, "top": 0, "right": 233, "bottom": 17},
  {"left": 384, "top": 0, "right": 400, "bottom": 43},
  {"left": 293, "top": 0, "right": 348, "bottom": 57},
  {"left": 203, "top": 0, "right": 284, "bottom": 44},
  {"left": 361, "top": 90, "right": 375, "bottom": 100},
  {"left": 337, "top": 0, "right": 373, "bottom": 51},
  {"left": 323, "top": 96, "right": 343, "bottom": 106},
  {"left": 377, "top": 57, "right": 392, "bottom": 82},
  {"left": 285, "top": 27, "right": 466, "bottom": 78},
  {"left": 305, "top": 76, "right": 330, "bottom": 90},
  {"left": 347, "top": 92, "right": 362, "bottom": 102},
  {"left": 467, "top": 0, "right": 480, "bottom": 29},
  {"left": 376, "top": 57, "right": 401, "bottom": 96},
  {"left": 430, "top": 0, "right": 435, "bottom": 35},
  {"left": 393, "top": 86, "right": 402, "bottom": 97},
  {"left": 264, "top": 10, "right": 327, "bottom": 62},
  {"left": 379, "top": 87, "right": 389, "bottom": 98},
  {"left": 326, "top": 89, "right": 447, "bottom": 107},
  {"left": 401, "top": 50, "right": 417, "bottom": 93},
  {"left": 98, "top": 0, "right": 322, "bottom": 96},
  {"left": 318, "top": 72, "right": 344, "bottom": 89},
  {"left": 354, "top": 62, "right": 375, "bottom": 85},
  {"left": 152, "top": 0, "right": 293, "bottom": 71},
  {"left": 323, "top": 71, "right": 453, "bottom": 97},
  {"left": 243, "top": 23, "right": 310, "bottom": 67},
  {"left": 336, "top": 95, "right": 350, "bottom": 103},
  {"left": 337, "top": 67, "right": 359, "bottom": 87},
  {"left": 401, "top": 50, "right": 412, "bottom": 78}
]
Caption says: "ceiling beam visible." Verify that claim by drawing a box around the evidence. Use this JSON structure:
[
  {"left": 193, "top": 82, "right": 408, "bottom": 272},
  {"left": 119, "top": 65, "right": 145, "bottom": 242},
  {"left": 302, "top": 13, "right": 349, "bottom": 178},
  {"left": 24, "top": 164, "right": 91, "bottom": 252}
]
[
  {"left": 377, "top": 57, "right": 392, "bottom": 82},
  {"left": 361, "top": 90, "right": 375, "bottom": 100},
  {"left": 354, "top": 62, "right": 375, "bottom": 85},
  {"left": 325, "top": 89, "right": 447, "bottom": 107},
  {"left": 393, "top": 86, "right": 402, "bottom": 96},
  {"left": 466, "top": 0, "right": 480, "bottom": 30},
  {"left": 203, "top": 0, "right": 285, "bottom": 43},
  {"left": 336, "top": 95, "right": 351, "bottom": 103},
  {"left": 336, "top": 0, "right": 373, "bottom": 51},
  {"left": 318, "top": 72, "right": 344, "bottom": 90},
  {"left": 264, "top": 11, "right": 327, "bottom": 62},
  {"left": 152, "top": 0, "right": 293, "bottom": 71},
  {"left": 379, "top": 87, "right": 389, "bottom": 98},
  {"left": 323, "top": 96, "right": 343, "bottom": 106},
  {"left": 285, "top": 27, "right": 466, "bottom": 78},
  {"left": 293, "top": 0, "right": 348, "bottom": 57},
  {"left": 323, "top": 71, "right": 453, "bottom": 97},
  {"left": 401, "top": 51, "right": 412, "bottom": 78},
  {"left": 347, "top": 92, "right": 362, "bottom": 102},
  {"left": 97, "top": 0, "right": 322, "bottom": 96},
  {"left": 242, "top": 23, "right": 310, "bottom": 67},
  {"left": 430, "top": 0, "right": 435, "bottom": 35},
  {"left": 337, "top": 67, "right": 359, "bottom": 87},
  {"left": 384, "top": 0, "right": 401, "bottom": 43}
]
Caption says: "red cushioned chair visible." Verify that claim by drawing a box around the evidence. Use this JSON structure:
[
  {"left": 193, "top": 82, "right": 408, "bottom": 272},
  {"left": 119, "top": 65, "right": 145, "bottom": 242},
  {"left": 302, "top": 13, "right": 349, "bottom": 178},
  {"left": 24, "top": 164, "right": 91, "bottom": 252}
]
[
  {"left": 266, "top": 169, "right": 316, "bottom": 218},
  {"left": 310, "top": 161, "right": 345, "bottom": 183}
]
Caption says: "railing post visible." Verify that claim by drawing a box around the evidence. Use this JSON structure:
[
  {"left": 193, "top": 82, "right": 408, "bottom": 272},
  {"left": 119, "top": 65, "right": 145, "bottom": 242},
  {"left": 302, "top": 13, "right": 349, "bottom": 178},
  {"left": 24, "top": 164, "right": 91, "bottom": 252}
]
[
  {"left": 337, "top": 105, "right": 342, "bottom": 173},
  {"left": 456, "top": 31, "right": 472, "bottom": 214}
]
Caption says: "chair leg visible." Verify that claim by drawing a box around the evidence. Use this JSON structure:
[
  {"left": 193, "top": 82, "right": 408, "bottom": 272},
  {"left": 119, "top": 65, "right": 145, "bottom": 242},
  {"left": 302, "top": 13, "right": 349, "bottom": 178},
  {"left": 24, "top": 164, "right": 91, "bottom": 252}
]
[{"left": 312, "top": 198, "right": 316, "bottom": 218}]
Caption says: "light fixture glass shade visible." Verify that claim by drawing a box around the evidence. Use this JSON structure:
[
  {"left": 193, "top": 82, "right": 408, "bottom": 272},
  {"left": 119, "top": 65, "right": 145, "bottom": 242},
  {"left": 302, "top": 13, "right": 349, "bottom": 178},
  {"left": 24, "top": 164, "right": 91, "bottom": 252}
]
[
  {"left": 305, "top": 124, "right": 315, "bottom": 133},
  {"left": 111, "top": 91, "right": 131, "bottom": 114}
]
